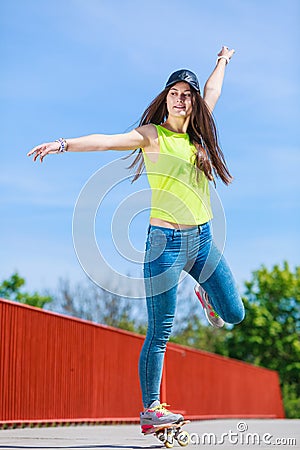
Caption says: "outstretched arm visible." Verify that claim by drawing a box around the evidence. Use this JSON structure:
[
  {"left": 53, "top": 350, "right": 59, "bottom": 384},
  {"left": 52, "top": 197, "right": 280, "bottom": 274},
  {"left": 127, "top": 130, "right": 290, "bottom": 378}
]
[
  {"left": 203, "top": 46, "right": 235, "bottom": 113},
  {"left": 27, "top": 126, "right": 152, "bottom": 163}
]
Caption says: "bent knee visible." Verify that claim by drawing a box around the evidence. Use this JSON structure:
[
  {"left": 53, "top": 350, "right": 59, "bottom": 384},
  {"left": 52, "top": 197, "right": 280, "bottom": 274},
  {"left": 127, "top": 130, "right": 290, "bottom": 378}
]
[{"left": 224, "top": 305, "right": 245, "bottom": 325}]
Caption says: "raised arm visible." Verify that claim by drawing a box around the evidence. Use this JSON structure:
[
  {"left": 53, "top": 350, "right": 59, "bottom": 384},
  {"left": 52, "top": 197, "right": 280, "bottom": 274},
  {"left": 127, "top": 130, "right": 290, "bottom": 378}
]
[
  {"left": 203, "top": 46, "right": 235, "bottom": 113},
  {"left": 27, "top": 126, "right": 152, "bottom": 163}
]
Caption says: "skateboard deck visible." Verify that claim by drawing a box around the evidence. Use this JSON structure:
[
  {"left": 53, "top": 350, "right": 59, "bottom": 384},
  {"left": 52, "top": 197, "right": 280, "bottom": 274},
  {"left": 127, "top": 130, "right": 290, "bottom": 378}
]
[{"left": 142, "top": 420, "right": 190, "bottom": 447}]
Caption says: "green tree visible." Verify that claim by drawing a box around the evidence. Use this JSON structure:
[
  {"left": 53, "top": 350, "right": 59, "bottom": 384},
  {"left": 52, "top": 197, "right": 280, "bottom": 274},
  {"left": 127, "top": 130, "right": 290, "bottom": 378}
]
[
  {"left": 223, "top": 262, "right": 300, "bottom": 417},
  {"left": 0, "top": 272, "right": 52, "bottom": 308}
]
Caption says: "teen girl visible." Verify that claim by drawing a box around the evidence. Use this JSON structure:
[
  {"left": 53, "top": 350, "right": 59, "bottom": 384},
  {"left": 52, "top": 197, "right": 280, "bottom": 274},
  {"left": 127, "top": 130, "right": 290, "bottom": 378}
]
[{"left": 28, "top": 46, "right": 245, "bottom": 430}]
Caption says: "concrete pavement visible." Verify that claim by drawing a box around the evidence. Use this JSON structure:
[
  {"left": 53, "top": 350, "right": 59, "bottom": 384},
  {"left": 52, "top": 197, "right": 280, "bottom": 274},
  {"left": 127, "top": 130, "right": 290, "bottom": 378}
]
[{"left": 0, "top": 419, "right": 299, "bottom": 450}]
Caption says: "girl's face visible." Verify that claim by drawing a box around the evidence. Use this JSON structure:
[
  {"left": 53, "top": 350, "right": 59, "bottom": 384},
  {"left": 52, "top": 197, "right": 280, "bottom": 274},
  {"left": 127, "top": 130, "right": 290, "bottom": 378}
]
[{"left": 166, "top": 82, "right": 193, "bottom": 118}]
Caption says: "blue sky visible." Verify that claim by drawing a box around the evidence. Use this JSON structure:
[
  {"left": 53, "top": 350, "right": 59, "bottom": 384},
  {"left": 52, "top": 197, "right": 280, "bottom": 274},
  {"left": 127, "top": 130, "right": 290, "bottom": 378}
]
[{"left": 1, "top": 0, "right": 299, "bottom": 297}]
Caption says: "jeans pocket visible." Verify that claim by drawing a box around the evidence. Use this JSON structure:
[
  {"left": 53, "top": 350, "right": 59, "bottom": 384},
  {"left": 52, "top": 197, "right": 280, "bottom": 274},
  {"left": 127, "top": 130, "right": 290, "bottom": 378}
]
[{"left": 149, "top": 228, "right": 172, "bottom": 247}]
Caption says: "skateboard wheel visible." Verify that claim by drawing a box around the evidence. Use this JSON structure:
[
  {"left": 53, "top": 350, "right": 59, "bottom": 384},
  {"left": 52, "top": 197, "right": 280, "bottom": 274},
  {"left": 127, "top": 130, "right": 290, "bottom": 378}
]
[
  {"left": 165, "top": 440, "right": 174, "bottom": 448},
  {"left": 165, "top": 429, "right": 174, "bottom": 448},
  {"left": 177, "top": 430, "right": 189, "bottom": 446}
]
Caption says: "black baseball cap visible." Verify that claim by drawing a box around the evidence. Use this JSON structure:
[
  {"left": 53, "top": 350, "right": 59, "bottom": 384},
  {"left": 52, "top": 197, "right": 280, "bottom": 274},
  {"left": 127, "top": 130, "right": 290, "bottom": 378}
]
[{"left": 165, "top": 69, "right": 200, "bottom": 92}]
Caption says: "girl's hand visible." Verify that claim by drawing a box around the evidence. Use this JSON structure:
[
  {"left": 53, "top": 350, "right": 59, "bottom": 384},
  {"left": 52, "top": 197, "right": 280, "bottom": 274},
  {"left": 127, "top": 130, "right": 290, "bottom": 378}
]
[
  {"left": 27, "top": 141, "right": 61, "bottom": 163},
  {"left": 217, "top": 46, "right": 235, "bottom": 62}
]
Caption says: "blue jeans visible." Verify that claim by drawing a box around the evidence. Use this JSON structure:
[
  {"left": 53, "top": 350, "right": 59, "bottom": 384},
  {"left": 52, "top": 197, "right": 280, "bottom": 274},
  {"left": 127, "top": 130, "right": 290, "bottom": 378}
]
[{"left": 139, "top": 222, "right": 245, "bottom": 408}]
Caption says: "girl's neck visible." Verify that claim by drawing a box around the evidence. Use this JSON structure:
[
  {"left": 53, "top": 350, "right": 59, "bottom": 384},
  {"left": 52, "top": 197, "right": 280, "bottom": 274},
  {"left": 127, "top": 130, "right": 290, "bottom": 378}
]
[{"left": 162, "top": 118, "right": 190, "bottom": 134}]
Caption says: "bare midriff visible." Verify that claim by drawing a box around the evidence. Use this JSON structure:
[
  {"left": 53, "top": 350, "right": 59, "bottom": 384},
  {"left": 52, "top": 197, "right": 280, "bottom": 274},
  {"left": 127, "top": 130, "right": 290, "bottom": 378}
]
[{"left": 150, "top": 217, "right": 198, "bottom": 229}]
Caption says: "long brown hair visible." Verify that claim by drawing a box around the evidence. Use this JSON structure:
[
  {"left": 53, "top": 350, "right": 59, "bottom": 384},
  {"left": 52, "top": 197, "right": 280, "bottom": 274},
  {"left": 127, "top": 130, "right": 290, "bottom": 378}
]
[{"left": 127, "top": 86, "right": 233, "bottom": 185}]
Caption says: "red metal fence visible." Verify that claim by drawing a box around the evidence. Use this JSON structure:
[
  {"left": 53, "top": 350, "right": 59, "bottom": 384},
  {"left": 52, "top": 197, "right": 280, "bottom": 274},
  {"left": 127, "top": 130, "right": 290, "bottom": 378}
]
[{"left": 0, "top": 298, "right": 284, "bottom": 424}]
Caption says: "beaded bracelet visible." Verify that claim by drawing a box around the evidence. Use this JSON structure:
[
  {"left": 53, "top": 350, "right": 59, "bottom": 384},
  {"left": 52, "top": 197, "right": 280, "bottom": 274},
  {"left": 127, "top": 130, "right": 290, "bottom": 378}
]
[
  {"left": 216, "top": 55, "right": 230, "bottom": 65},
  {"left": 55, "top": 138, "right": 68, "bottom": 153}
]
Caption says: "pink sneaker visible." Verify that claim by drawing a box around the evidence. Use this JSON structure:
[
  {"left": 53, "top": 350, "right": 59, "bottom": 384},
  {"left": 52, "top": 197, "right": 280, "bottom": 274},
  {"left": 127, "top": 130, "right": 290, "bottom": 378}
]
[
  {"left": 194, "top": 285, "right": 225, "bottom": 328},
  {"left": 140, "top": 401, "right": 184, "bottom": 433}
]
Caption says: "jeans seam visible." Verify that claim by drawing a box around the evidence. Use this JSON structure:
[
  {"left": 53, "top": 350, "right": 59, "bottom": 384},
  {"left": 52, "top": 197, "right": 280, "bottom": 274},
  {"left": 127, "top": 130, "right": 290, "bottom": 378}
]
[{"left": 144, "top": 248, "right": 155, "bottom": 407}]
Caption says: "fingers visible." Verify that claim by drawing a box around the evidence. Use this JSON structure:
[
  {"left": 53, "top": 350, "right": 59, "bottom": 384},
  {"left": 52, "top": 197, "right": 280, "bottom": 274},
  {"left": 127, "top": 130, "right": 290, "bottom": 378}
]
[
  {"left": 217, "top": 46, "right": 235, "bottom": 62},
  {"left": 27, "top": 142, "right": 60, "bottom": 163},
  {"left": 27, "top": 145, "right": 42, "bottom": 157},
  {"left": 34, "top": 145, "right": 46, "bottom": 162},
  {"left": 218, "top": 45, "right": 234, "bottom": 53},
  {"left": 33, "top": 145, "right": 46, "bottom": 163},
  {"left": 36, "top": 147, "right": 45, "bottom": 163}
]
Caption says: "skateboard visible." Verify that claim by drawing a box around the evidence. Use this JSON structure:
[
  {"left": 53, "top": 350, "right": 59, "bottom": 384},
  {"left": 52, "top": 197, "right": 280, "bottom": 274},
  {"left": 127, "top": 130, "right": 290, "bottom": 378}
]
[{"left": 142, "top": 420, "right": 190, "bottom": 447}]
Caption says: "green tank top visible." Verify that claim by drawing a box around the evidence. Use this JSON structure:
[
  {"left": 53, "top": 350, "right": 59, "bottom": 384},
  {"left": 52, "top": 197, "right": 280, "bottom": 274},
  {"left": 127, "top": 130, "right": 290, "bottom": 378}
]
[{"left": 142, "top": 124, "right": 213, "bottom": 225}]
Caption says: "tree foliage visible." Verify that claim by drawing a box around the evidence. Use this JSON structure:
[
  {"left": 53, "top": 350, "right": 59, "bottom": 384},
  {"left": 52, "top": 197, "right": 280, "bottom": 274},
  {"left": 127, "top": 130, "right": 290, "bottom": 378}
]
[
  {"left": 223, "top": 262, "right": 300, "bottom": 417},
  {"left": 0, "top": 272, "right": 52, "bottom": 308},
  {"left": 225, "top": 262, "right": 300, "bottom": 381}
]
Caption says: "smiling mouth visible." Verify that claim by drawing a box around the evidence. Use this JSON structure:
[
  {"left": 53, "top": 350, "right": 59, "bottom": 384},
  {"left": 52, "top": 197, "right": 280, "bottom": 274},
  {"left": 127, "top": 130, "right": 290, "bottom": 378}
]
[{"left": 174, "top": 106, "right": 185, "bottom": 110}]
